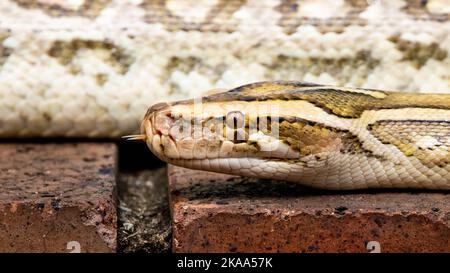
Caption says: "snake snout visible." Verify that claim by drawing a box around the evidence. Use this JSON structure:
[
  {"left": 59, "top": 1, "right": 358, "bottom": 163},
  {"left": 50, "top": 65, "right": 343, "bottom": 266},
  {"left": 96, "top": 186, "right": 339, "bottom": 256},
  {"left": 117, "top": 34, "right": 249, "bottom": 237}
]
[
  {"left": 142, "top": 102, "right": 174, "bottom": 135},
  {"left": 141, "top": 102, "right": 182, "bottom": 160}
]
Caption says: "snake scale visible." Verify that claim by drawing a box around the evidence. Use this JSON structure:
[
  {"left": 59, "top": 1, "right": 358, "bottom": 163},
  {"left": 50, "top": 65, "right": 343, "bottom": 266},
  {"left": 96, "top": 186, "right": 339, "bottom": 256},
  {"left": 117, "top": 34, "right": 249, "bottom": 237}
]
[{"left": 1, "top": 0, "right": 450, "bottom": 189}]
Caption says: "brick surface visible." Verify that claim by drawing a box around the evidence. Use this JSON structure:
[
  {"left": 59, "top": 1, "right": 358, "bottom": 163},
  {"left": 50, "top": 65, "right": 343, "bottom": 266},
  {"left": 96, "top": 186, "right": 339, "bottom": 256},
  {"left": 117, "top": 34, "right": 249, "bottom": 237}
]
[
  {"left": 0, "top": 143, "right": 117, "bottom": 252},
  {"left": 169, "top": 165, "right": 450, "bottom": 253}
]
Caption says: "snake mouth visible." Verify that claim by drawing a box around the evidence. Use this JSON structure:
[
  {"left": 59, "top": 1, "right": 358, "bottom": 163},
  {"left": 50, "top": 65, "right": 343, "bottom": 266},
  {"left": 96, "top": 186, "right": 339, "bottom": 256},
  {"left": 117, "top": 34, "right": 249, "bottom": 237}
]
[{"left": 142, "top": 111, "right": 302, "bottom": 165}]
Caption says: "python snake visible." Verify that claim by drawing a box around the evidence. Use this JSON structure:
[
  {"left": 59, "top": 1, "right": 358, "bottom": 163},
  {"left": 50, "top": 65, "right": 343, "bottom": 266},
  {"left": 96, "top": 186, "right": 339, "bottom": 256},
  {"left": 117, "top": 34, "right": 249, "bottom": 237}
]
[
  {"left": 139, "top": 81, "right": 450, "bottom": 190},
  {"left": 1, "top": 1, "right": 450, "bottom": 189}
]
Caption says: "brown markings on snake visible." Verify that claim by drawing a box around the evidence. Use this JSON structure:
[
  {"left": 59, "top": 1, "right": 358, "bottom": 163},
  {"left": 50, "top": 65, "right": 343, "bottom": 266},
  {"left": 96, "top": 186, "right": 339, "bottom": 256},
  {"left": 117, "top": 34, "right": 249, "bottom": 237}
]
[
  {"left": 168, "top": 81, "right": 326, "bottom": 107},
  {"left": 140, "top": 0, "right": 246, "bottom": 32},
  {"left": 13, "top": 0, "right": 111, "bottom": 18},
  {"left": 228, "top": 81, "right": 324, "bottom": 95},
  {"left": 0, "top": 29, "right": 12, "bottom": 68},
  {"left": 276, "top": 0, "right": 368, "bottom": 34},
  {"left": 276, "top": 117, "right": 372, "bottom": 157},
  {"left": 215, "top": 113, "right": 376, "bottom": 158},
  {"left": 197, "top": 114, "right": 375, "bottom": 159},
  {"left": 402, "top": 0, "right": 449, "bottom": 22},
  {"left": 48, "top": 39, "right": 133, "bottom": 85},
  {"left": 195, "top": 83, "right": 450, "bottom": 119},
  {"left": 199, "top": 87, "right": 381, "bottom": 118},
  {"left": 368, "top": 120, "right": 450, "bottom": 168},
  {"left": 266, "top": 51, "right": 380, "bottom": 86},
  {"left": 389, "top": 36, "right": 448, "bottom": 69}
]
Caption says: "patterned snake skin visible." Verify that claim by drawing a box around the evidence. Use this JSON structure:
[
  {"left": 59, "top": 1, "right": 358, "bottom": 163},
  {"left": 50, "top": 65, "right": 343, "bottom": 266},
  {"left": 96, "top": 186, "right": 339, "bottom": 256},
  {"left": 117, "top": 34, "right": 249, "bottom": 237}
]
[
  {"left": 141, "top": 81, "right": 450, "bottom": 190},
  {"left": 0, "top": 0, "right": 449, "bottom": 138}
]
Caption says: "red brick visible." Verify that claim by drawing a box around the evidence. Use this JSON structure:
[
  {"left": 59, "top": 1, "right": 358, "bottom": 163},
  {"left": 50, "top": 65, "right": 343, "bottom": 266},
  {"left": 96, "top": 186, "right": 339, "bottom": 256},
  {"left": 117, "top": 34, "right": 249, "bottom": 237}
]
[
  {"left": 169, "top": 165, "right": 450, "bottom": 253},
  {"left": 0, "top": 143, "right": 117, "bottom": 252}
]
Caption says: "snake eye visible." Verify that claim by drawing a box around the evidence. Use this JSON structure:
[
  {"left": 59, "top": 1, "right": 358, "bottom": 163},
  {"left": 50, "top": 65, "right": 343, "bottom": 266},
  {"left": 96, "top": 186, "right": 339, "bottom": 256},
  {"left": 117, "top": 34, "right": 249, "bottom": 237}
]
[{"left": 226, "top": 111, "right": 245, "bottom": 129}]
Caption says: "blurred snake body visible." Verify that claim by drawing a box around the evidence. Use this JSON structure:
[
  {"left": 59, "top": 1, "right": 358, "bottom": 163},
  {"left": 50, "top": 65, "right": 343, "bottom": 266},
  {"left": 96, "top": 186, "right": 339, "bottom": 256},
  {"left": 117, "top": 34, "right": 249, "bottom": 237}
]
[
  {"left": 1, "top": 0, "right": 450, "bottom": 138},
  {"left": 140, "top": 81, "right": 450, "bottom": 190}
]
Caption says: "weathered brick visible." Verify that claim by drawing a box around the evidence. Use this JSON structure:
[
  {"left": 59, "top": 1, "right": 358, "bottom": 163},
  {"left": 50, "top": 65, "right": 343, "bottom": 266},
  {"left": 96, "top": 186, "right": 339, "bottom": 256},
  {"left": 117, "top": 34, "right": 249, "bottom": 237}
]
[
  {"left": 169, "top": 165, "right": 450, "bottom": 253},
  {"left": 0, "top": 143, "right": 117, "bottom": 252}
]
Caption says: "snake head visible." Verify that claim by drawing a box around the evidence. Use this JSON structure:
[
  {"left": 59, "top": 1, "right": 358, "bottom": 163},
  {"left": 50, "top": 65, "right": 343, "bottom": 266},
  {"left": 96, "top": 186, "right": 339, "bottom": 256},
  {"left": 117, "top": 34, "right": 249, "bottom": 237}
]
[{"left": 141, "top": 82, "right": 356, "bottom": 184}]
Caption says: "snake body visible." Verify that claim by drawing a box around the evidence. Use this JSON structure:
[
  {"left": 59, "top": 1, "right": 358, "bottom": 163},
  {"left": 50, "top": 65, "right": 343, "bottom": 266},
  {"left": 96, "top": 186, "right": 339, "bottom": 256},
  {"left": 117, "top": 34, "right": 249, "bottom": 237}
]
[{"left": 141, "top": 81, "right": 450, "bottom": 190}]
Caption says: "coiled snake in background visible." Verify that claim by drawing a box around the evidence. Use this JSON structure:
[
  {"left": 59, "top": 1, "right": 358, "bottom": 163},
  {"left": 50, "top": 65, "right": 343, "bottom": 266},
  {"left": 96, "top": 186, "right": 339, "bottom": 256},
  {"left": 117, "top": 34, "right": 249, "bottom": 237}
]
[{"left": 1, "top": 0, "right": 450, "bottom": 189}]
